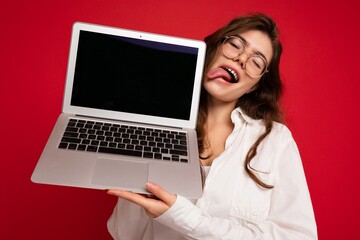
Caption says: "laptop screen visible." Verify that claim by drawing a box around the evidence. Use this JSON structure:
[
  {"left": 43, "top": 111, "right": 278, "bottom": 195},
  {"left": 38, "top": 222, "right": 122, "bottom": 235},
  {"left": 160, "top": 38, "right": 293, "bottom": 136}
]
[{"left": 70, "top": 30, "right": 199, "bottom": 121}]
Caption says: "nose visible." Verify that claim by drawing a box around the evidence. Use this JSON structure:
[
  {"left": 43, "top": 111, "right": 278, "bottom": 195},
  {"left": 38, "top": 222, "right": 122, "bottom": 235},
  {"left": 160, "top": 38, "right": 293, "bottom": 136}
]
[{"left": 232, "top": 52, "right": 249, "bottom": 69}]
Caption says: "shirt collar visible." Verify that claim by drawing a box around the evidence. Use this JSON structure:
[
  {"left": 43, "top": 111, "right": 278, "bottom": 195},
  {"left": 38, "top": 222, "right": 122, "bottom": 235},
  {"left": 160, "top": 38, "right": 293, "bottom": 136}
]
[{"left": 231, "top": 107, "right": 257, "bottom": 124}]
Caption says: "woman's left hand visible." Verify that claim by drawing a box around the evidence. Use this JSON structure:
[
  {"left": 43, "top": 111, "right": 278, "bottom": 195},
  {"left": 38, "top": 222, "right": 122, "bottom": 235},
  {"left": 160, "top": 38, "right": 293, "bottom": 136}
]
[{"left": 107, "top": 182, "right": 176, "bottom": 218}]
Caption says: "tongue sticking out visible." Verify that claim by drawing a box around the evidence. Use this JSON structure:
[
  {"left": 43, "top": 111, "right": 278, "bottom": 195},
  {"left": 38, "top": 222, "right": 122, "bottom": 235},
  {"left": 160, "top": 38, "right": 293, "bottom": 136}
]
[{"left": 207, "top": 67, "right": 236, "bottom": 83}]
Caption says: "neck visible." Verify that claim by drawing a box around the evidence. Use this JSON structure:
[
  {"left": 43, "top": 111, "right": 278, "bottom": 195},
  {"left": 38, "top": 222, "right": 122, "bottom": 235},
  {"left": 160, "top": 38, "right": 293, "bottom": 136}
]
[
  {"left": 206, "top": 98, "right": 236, "bottom": 127},
  {"left": 199, "top": 97, "right": 236, "bottom": 166}
]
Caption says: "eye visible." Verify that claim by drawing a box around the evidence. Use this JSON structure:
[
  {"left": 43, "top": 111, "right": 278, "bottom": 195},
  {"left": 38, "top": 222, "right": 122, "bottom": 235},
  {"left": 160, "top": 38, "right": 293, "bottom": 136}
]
[
  {"left": 229, "top": 42, "right": 239, "bottom": 49},
  {"left": 249, "top": 56, "right": 266, "bottom": 70},
  {"left": 252, "top": 59, "right": 261, "bottom": 69},
  {"left": 227, "top": 38, "right": 243, "bottom": 50}
]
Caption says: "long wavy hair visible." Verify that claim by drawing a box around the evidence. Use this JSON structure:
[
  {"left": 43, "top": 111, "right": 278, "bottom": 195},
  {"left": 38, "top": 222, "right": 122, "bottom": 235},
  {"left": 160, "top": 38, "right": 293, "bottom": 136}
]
[{"left": 197, "top": 13, "right": 284, "bottom": 188}]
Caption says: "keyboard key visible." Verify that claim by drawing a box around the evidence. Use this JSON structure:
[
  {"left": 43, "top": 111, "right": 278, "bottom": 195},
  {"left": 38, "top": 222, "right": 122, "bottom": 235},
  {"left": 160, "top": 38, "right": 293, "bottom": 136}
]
[
  {"left": 61, "top": 137, "right": 81, "bottom": 144},
  {"left": 127, "top": 129, "right": 134, "bottom": 134},
  {"left": 88, "top": 135, "right": 96, "bottom": 140},
  {"left": 126, "top": 145, "right": 135, "bottom": 150},
  {"left": 87, "top": 146, "right": 98, "bottom": 152},
  {"left": 170, "top": 149, "right": 187, "bottom": 156},
  {"left": 110, "top": 127, "right": 118, "bottom": 132},
  {"left": 79, "top": 134, "right": 87, "bottom": 139},
  {"left": 105, "top": 136, "right": 114, "bottom": 142},
  {"left": 157, "top": 143, "right": 165, "bottom": 148},
  {"left": 86, "top": 129, "right": 94, "bottom": 133},
  {"left": 79, "top": 128, "right": 87, "bottom": 133},
  {"left": 93, "top": 125, "right": 101, "bottom": 130},
  {"left": 176, "top": 135, "right": 187, "bottom": 140},
  {"left": 97, "top": 136, "right": 105, "bottom": 141},
  {"left": 135, "top": 146, "right": 143, "bottom": 151},
  {"left": 68, "top": 143, "right": 78, "bottom": 150},
  {"left": 59, "top": 142, "right": 68, "bottom": 149},
  {"left": 154, "top": 153, "right": 162, "bottom": 159},
  {"left": 66, "top": 127, "right": 78, "bottom": 132},
  {"left": 63, "top": 132, "right": 79, "bottom": 138},
  {"left": 96, "top": 130, "right": 104, "bottom": 135},
  {"left": 82, "top": 139, "right": 91, "bottom": 145},
  {"left": 174, "top": 144, "right": 187, "bottom": 151},
  {"left": 77, "top": 145, "right": 87, "bottom": 151},
  {"left": 98, "top": 147, "right": 142, "bottom": 157},
  {"left": 143, "top": 152, "right": 153, "bottom": 158},
  {"left": 117, "top": 143, "right": 125, "bottom": 149},
  {"left": 108, "top": 142, "right": 117, "bottom": 148}
]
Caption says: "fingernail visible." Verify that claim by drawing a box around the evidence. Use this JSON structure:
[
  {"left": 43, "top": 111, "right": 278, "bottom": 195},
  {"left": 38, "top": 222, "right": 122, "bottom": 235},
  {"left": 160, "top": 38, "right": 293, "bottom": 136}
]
[{"left": 146, "top": 182, "right": 154, "bottom": 190}]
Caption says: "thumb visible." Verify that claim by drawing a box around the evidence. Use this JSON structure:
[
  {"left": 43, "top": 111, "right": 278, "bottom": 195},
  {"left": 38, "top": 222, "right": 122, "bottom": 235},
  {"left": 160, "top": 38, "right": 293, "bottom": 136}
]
[{"left": 146, "top": 182, "right": 176, "bottom": 206}]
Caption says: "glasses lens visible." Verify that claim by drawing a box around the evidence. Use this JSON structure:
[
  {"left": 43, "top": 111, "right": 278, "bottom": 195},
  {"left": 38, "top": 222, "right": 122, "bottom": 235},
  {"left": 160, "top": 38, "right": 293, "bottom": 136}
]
[
  {"left": 222, "top": 37, "right": 244, "bottom": 58},
  {"left": 246, "top": 56, "right": 267, "bottom": 77}
]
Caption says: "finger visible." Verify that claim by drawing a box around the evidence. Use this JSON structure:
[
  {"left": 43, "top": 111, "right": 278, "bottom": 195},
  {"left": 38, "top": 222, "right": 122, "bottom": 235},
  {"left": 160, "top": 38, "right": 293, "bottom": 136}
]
[
  {"left": 146, "top": 182, "right": 176, "bottom": 206},
  {"left": 107, "top": 189, "right": 149, "bottom": 207}
]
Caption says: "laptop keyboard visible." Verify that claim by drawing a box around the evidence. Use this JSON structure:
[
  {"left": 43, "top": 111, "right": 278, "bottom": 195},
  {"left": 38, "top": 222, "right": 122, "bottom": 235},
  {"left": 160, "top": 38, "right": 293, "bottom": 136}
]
[{"left": 58, "top": 119, "right": 189, "bottom": 163}]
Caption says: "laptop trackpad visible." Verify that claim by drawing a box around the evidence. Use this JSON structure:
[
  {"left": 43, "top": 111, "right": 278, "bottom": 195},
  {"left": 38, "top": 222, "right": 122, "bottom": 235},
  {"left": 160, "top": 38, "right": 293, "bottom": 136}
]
[{"left": 92, "top": 158, "right": 149, "bottom": 190}]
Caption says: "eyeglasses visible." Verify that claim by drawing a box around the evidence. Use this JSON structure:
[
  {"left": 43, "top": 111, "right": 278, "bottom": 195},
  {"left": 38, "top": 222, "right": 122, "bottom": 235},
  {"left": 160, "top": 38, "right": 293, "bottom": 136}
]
[{"left": 222, "top": 36, "right": 269, "bottom": 78}]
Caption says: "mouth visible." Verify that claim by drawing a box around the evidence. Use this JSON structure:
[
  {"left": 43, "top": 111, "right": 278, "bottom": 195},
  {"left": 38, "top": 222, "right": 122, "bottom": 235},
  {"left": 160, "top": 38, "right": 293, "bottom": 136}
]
[
  {"left": 206, "top": 66, "right": 239, "bottom": 84},
  {"left": 222, "top": 67, "right": 238, "bottom": 83}
]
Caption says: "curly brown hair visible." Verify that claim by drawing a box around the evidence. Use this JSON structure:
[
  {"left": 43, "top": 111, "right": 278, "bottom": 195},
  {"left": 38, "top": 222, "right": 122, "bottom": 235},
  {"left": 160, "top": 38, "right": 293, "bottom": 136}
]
[{"left": 197, "top": 13, "right": 284, "bottom": 188}]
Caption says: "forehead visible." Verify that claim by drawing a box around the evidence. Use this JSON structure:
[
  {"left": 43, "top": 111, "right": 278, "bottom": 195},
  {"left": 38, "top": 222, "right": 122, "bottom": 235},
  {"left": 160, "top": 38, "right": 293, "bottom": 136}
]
[{"left": 237, "top": 30, "right": 273, "bottom": 62}]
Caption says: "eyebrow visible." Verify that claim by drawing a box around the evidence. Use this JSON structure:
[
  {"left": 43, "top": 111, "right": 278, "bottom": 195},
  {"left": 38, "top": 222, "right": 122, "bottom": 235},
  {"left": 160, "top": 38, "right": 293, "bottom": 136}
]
[{"left": 236, "top": 34, "right": 269, "bottom": 64}]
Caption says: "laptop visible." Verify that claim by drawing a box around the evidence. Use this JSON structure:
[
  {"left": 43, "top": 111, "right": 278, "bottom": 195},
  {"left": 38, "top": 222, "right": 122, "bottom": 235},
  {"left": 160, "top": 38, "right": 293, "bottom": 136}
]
[{"left": 31, "top": 22, "right": 206, "bottom": 199}]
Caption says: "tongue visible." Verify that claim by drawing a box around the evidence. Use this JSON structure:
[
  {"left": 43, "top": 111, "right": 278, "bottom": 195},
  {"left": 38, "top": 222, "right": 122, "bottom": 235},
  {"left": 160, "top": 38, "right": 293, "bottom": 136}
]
[{"left": 207, "top": 68, "right": 232, "bottom": 82}]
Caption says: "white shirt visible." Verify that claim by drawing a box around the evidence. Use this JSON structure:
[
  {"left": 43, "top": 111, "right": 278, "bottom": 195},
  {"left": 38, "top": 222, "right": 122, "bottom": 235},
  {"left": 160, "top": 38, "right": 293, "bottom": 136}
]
[{"left": 107, "top": 107, "right": 318, "bottom": 239}]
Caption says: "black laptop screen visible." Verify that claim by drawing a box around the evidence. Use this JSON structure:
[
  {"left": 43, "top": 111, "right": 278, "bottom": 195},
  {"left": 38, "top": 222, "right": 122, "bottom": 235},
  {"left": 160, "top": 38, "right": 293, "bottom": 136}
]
[{"left": 71, "top": 30, "right": 199, "bottom": 120}]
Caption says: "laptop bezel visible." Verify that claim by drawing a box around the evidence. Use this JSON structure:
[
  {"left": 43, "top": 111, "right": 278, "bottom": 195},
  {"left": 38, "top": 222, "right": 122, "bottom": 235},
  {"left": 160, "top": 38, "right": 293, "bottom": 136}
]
[{"left": 62, "top": 22, "right": 206, "bottom": 129}]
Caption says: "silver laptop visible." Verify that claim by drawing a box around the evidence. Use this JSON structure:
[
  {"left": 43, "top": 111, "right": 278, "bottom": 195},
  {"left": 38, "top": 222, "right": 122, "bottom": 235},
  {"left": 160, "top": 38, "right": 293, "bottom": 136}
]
[{"left": 31, "top": 22, "right": 205, "bottom": 199}]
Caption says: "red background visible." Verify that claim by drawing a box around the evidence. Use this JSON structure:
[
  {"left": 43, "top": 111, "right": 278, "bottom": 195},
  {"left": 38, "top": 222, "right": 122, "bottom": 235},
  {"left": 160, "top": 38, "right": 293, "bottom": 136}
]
[{"left": 1, "top": 0, "right": 359, "bottom": 239}]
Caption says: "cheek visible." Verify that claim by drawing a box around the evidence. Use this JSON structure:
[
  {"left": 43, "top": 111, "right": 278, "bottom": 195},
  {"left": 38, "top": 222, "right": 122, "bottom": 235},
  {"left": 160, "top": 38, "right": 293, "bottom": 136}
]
[
  {"left": 240, "top": 75, "right": 261, "bottom": 90},
  {"left": 206, "top": 49, "right": 223, "bottom": 69},
  {"left": 247, "top": 80, "right": 260, "bottom": 92}
]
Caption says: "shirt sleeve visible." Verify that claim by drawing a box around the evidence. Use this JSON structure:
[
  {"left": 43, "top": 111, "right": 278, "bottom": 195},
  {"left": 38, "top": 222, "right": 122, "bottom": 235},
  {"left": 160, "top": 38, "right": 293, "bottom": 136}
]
[{"left": 155, "top": 136, "right": 318, "bottom": 240}]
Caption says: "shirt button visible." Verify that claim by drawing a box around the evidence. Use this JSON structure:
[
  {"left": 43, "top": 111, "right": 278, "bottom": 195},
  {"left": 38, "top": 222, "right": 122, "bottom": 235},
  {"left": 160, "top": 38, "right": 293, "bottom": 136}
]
[{"left": 251, "top": 209, "right": 258, "bottom": 216}]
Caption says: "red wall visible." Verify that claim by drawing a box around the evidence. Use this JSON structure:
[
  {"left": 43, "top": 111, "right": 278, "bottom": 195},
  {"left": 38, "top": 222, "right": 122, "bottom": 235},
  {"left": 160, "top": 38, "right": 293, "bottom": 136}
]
[{"left": 1, "top": 0, "right": 359, "bottom": 239}]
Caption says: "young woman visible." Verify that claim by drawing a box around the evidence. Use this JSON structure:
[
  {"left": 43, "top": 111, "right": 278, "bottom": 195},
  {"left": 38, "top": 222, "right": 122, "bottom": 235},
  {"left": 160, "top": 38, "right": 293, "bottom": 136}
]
[{"left": 107, "top": 13, "right": 318, "bottom": 239}]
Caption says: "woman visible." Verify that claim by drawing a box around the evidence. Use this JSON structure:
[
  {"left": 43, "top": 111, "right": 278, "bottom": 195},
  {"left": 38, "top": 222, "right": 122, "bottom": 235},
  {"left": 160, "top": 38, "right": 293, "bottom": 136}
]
[{"left": 107, "top": 13, "right": 318, "bottom": 239}]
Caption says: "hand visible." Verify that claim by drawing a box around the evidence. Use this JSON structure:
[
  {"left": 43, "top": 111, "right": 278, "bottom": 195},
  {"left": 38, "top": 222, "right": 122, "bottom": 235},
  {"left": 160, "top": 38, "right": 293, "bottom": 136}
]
[{"left": 107, "top": 182, "right": 177, "bottom": 218}]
